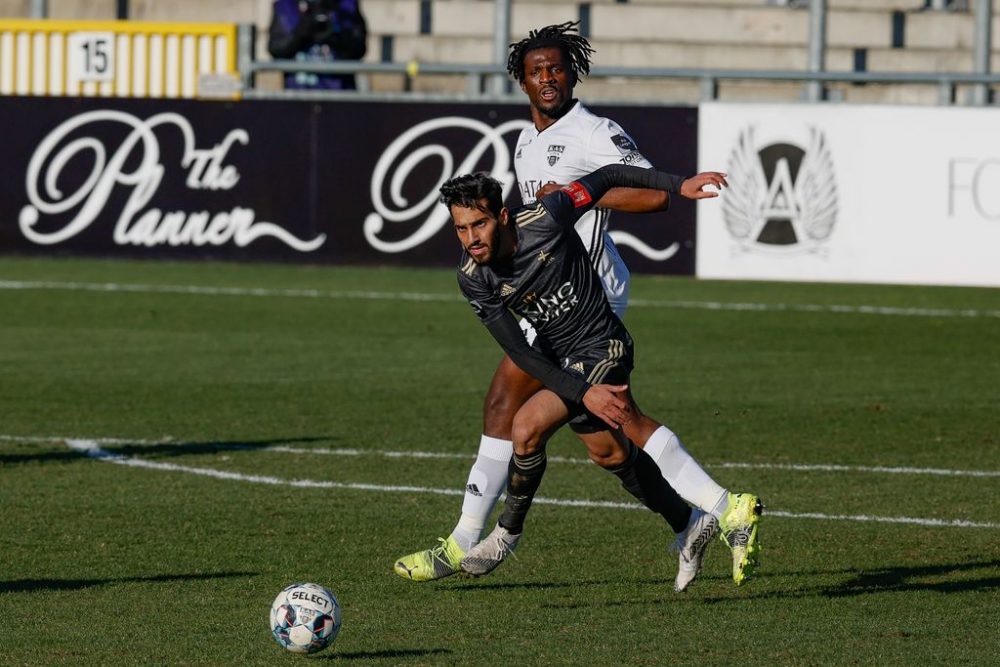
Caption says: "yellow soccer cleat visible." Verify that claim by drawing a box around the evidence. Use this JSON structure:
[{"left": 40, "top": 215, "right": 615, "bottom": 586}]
[
  {"left": 719, "top": 492, "right": 763, "bottom": 586},
  {"left": 393, "top": 536, "right": 465, "bottom": 582}
]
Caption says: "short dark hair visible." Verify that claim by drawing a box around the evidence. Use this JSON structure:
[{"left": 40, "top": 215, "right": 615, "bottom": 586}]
[
  {"left": 506, "top": 21, "right": 594, "bottom": 83},
  {"left": 439, "top": 173, "right": 504, "bottom": 218}
]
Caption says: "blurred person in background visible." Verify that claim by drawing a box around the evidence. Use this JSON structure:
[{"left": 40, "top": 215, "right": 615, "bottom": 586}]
[{"left": 268, "top": 0, "right": 367, "bottom": 90}]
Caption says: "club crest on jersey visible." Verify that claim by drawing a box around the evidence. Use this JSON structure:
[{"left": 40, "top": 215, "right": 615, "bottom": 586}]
[
  {"left": 561, "top": 182, "right": 592, "bottom": 208},
  {"left": 547, "top": 144, "right": 565, "bottom": 166},
  {"left": 547, "top": 144, "right": 566, "bottom": 167}
]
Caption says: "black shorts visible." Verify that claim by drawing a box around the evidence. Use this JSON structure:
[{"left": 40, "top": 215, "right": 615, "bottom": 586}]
[{"left": 559, "top": 337, "right": 635, "bottom": 434}]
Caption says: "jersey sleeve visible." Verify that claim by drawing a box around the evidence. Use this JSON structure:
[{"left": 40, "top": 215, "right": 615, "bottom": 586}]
[
  {"left": 457, "top": 271, "right": 590, "bottom": 403},
  {"left": 587, "top": 119, "right": 654, "bottom": 170},
  {"left": 457, "top": 268, "right": 507, "bottom": 325},
  {"left": 480, "top": 312, "right": 590, "bottom": 403}
]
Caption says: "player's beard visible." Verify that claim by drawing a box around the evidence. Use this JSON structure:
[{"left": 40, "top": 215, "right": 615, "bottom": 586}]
[{"left": 469, "top": 225, "right": 504, "bottom": 265}]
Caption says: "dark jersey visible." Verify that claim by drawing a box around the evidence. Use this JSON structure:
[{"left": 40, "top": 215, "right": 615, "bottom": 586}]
[{"left": 457, "top": 164, "right": 676, "bottom": 404}]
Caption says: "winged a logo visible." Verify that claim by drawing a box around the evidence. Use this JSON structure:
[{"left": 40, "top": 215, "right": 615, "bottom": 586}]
[{"left": 723, "top": 126, "right": 838, "bottom": 255}]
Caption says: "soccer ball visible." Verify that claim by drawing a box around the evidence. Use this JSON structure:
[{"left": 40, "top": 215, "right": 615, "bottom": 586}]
[{"left": 269, "top": 582, "right": 342, "bottom": 654}]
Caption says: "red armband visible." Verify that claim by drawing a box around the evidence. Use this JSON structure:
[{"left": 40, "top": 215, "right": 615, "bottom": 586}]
[{"left": 560, "top": 181, "right": 592, "bottom": 208}]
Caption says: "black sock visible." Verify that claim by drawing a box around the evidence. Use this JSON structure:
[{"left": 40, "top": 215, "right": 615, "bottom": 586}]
[
  {"left": 610, "top": 442, "right": 692, "bottom": 533},
  {"left": 497, "top": 450, "right": 547, "bottom": 535}
]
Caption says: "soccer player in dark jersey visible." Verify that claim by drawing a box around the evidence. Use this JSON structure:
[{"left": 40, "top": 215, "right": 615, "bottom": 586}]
[
  {"left": 395, "top": 22, "right": 760, "bottom": 591},
  {"left": 437, "top": 165, "right": 763, "bottom": 578}
]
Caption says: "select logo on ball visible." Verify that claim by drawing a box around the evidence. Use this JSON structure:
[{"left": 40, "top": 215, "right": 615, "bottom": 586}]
[{"left": 269, "top": 582, "right": 342, "bottom": 654}]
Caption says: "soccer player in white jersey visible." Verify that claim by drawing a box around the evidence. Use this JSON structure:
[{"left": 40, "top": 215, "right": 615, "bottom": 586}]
[{"left": 394, "top": 22, "right": 762, "bottom": 590}]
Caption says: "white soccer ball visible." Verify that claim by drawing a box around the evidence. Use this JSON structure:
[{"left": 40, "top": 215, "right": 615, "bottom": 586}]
[{"left": 269, "top": 582, "right": 342, "bottom": 654}]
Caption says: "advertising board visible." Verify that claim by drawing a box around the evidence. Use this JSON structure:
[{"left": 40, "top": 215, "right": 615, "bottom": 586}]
[
  {"left": 698, "top": 102, "right": 1000, "bottom": 287},
  {"left": 1, "top": 97, "right": 698, "bottom": 275}
]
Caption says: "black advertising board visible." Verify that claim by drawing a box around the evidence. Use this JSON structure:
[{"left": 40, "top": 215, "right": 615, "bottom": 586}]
[{"left": 0, "top": 96, "right": 697, "bottom": 274}]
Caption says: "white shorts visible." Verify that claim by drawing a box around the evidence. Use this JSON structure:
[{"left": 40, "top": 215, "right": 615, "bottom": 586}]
[{"left": 594, "top": 234, "right": 631, "bottom": 317}]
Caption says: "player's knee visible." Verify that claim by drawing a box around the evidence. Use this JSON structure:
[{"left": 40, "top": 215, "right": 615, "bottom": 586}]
[
  {"left": 510, "top": 416, "right": 546, "bottom": 456},
  {"left": 587, "top": 443, "right": 627, "bottom": 469}
]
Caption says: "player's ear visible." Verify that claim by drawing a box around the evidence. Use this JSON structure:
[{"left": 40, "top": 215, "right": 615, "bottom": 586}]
[{"left": 499, "top": 207, "right": 510, "bottom": 226}]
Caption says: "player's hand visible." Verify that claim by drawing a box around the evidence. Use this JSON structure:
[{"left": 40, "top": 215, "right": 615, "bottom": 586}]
[
  {"left": 582, "top": 384, "right": 634, "bottom": 429},
  {"left": 679, "top": 171, "right": 728, "bottom": 199},
  {"left": 534, "top": 182, "right": 563, "bottom": 199}
]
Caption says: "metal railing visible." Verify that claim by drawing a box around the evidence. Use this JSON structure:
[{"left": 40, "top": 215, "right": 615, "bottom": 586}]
[
  {"left": 240, "top": 0, "right": 997, "bottom": 107},
  {"left": 10, "top": 1, "right": 995, "bottom": 106},
  {"left": 244, "top": 57, "right": 1000, "bottom": 106}
]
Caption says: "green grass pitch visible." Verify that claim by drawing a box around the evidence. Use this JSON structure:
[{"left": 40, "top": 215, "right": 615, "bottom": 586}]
[{"left": 1, "top": 257, "right": 998, "bottom": 665}]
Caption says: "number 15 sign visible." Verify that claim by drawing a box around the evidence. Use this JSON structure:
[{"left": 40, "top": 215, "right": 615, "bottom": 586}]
[{"left": 67, "top": 32, "right": 115, "bottom": 84}]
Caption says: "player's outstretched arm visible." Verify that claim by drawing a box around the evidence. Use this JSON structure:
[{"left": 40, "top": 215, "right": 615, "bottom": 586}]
[
  {"left": 540, "top": 165, "right": 721, "bottom": 227},
  {"left": 595, "top": 187, "right": 668, "bottom": 212},
  {"left": 537, "top": 170, "right": 727, "bottom": 207},
  {"left": 679, "top": 171, "right": 729, "bottom": 200},
  {"left": 535, "top": 182, "right": 668, "bottom": 213}
]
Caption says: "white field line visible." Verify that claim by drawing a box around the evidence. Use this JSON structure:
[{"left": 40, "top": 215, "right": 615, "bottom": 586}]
[
  {"left": 57, "top": 438, "right": 1000, "bottom": 530},
  {"left": 3, "top": 434, "right": 998, "bottom": 479},
  {"left": 2, "top": 279, "right": 999, "bottom": 319},
  {"left": 264, "top": 445, "right": 1000, "bottom": 479}
]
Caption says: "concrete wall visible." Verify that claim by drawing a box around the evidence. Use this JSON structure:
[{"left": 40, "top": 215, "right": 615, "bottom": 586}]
[{"left": 1, "top": 0, "right": 997, "bottom": 104}]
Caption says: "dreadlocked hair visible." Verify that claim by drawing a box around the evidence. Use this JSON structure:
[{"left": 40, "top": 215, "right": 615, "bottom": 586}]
[{"left": 506, "top": 21, "right": 594, "bottom": 83}]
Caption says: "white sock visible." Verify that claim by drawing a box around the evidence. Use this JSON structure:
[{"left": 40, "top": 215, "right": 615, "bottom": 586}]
[
  {"left": 449, "top": 435, "right": 513, "bottom": 551},
  {"left": 642, "top": 426, "right": 729, "bottom": 519}
]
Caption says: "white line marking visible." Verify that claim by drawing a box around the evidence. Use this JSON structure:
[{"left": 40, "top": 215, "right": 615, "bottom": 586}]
[
  {"left": 265, "top": 445, "right": 1000, "bottom": 479},
  {"left": 0, "top": 280, "right": 459, "bottom": 303},
  {"left": 2, "top": 279, "right": 998, "bottom": 319},
  {"left": 707, "top": 460, "right": 1000, "bottom": 479},
  {"left": 3, "top": 434, "right": 998, "bottom": 479},
  {"left": 628, "top": 297, "right": 1000, "bottom": 319},
  {"left": 62, "top": 439, "right": 999, "bottom": 530},
  {"left": 763, "top": 510, "right": 996, "bottom": 530}
]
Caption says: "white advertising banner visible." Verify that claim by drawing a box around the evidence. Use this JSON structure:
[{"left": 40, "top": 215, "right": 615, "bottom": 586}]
[{"left": 697, "top": 102, "right": 1000, "bottom": 287}]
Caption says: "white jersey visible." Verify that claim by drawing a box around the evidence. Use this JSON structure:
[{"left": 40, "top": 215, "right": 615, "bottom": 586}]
[{"left": 513, "top": 101, "right": 653, "bottom": 317}]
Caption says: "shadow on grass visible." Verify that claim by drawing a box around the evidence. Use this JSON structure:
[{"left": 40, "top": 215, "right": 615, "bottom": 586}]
[
  {"left": 464, "top": 560, "right": 1000, "bottom": 609},
  {"left": 450, "top": 572, "right": 693, "bottom": 591},
  {"left": 822, "top": 559, "right": 1000, "bottom": 598},
  {"left": 0, "top": 570, "right": 257, "bottom": 594},
  {"left": 693, "top": 558, "right": 1000, "bottom": 604},
  {"left": 317, "top": 648, "right": 452, "bottom": 661},
  {"left": 450, "top": 580, "right": 586, "bottom": 592},
  {"left": 0, "top": 436, "right": 334, "bottom": 465}
]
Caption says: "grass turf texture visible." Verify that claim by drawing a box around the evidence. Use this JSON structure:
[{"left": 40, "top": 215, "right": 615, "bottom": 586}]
[{"left": 1, "top": 257, "right": 998, "bottom": 665}]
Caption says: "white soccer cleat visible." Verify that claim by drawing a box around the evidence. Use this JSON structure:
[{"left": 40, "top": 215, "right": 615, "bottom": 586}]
[
  {"left": 460, "top": 523, "right": 520, "bottom": 576},
  {"left": 674, "top": 508, "right": 719, "bottom": 592}
]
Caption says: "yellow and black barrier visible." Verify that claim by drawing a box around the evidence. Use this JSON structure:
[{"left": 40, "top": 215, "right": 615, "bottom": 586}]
[{"left": 0, "top": 19, "right": 239, "bottom": 99}]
